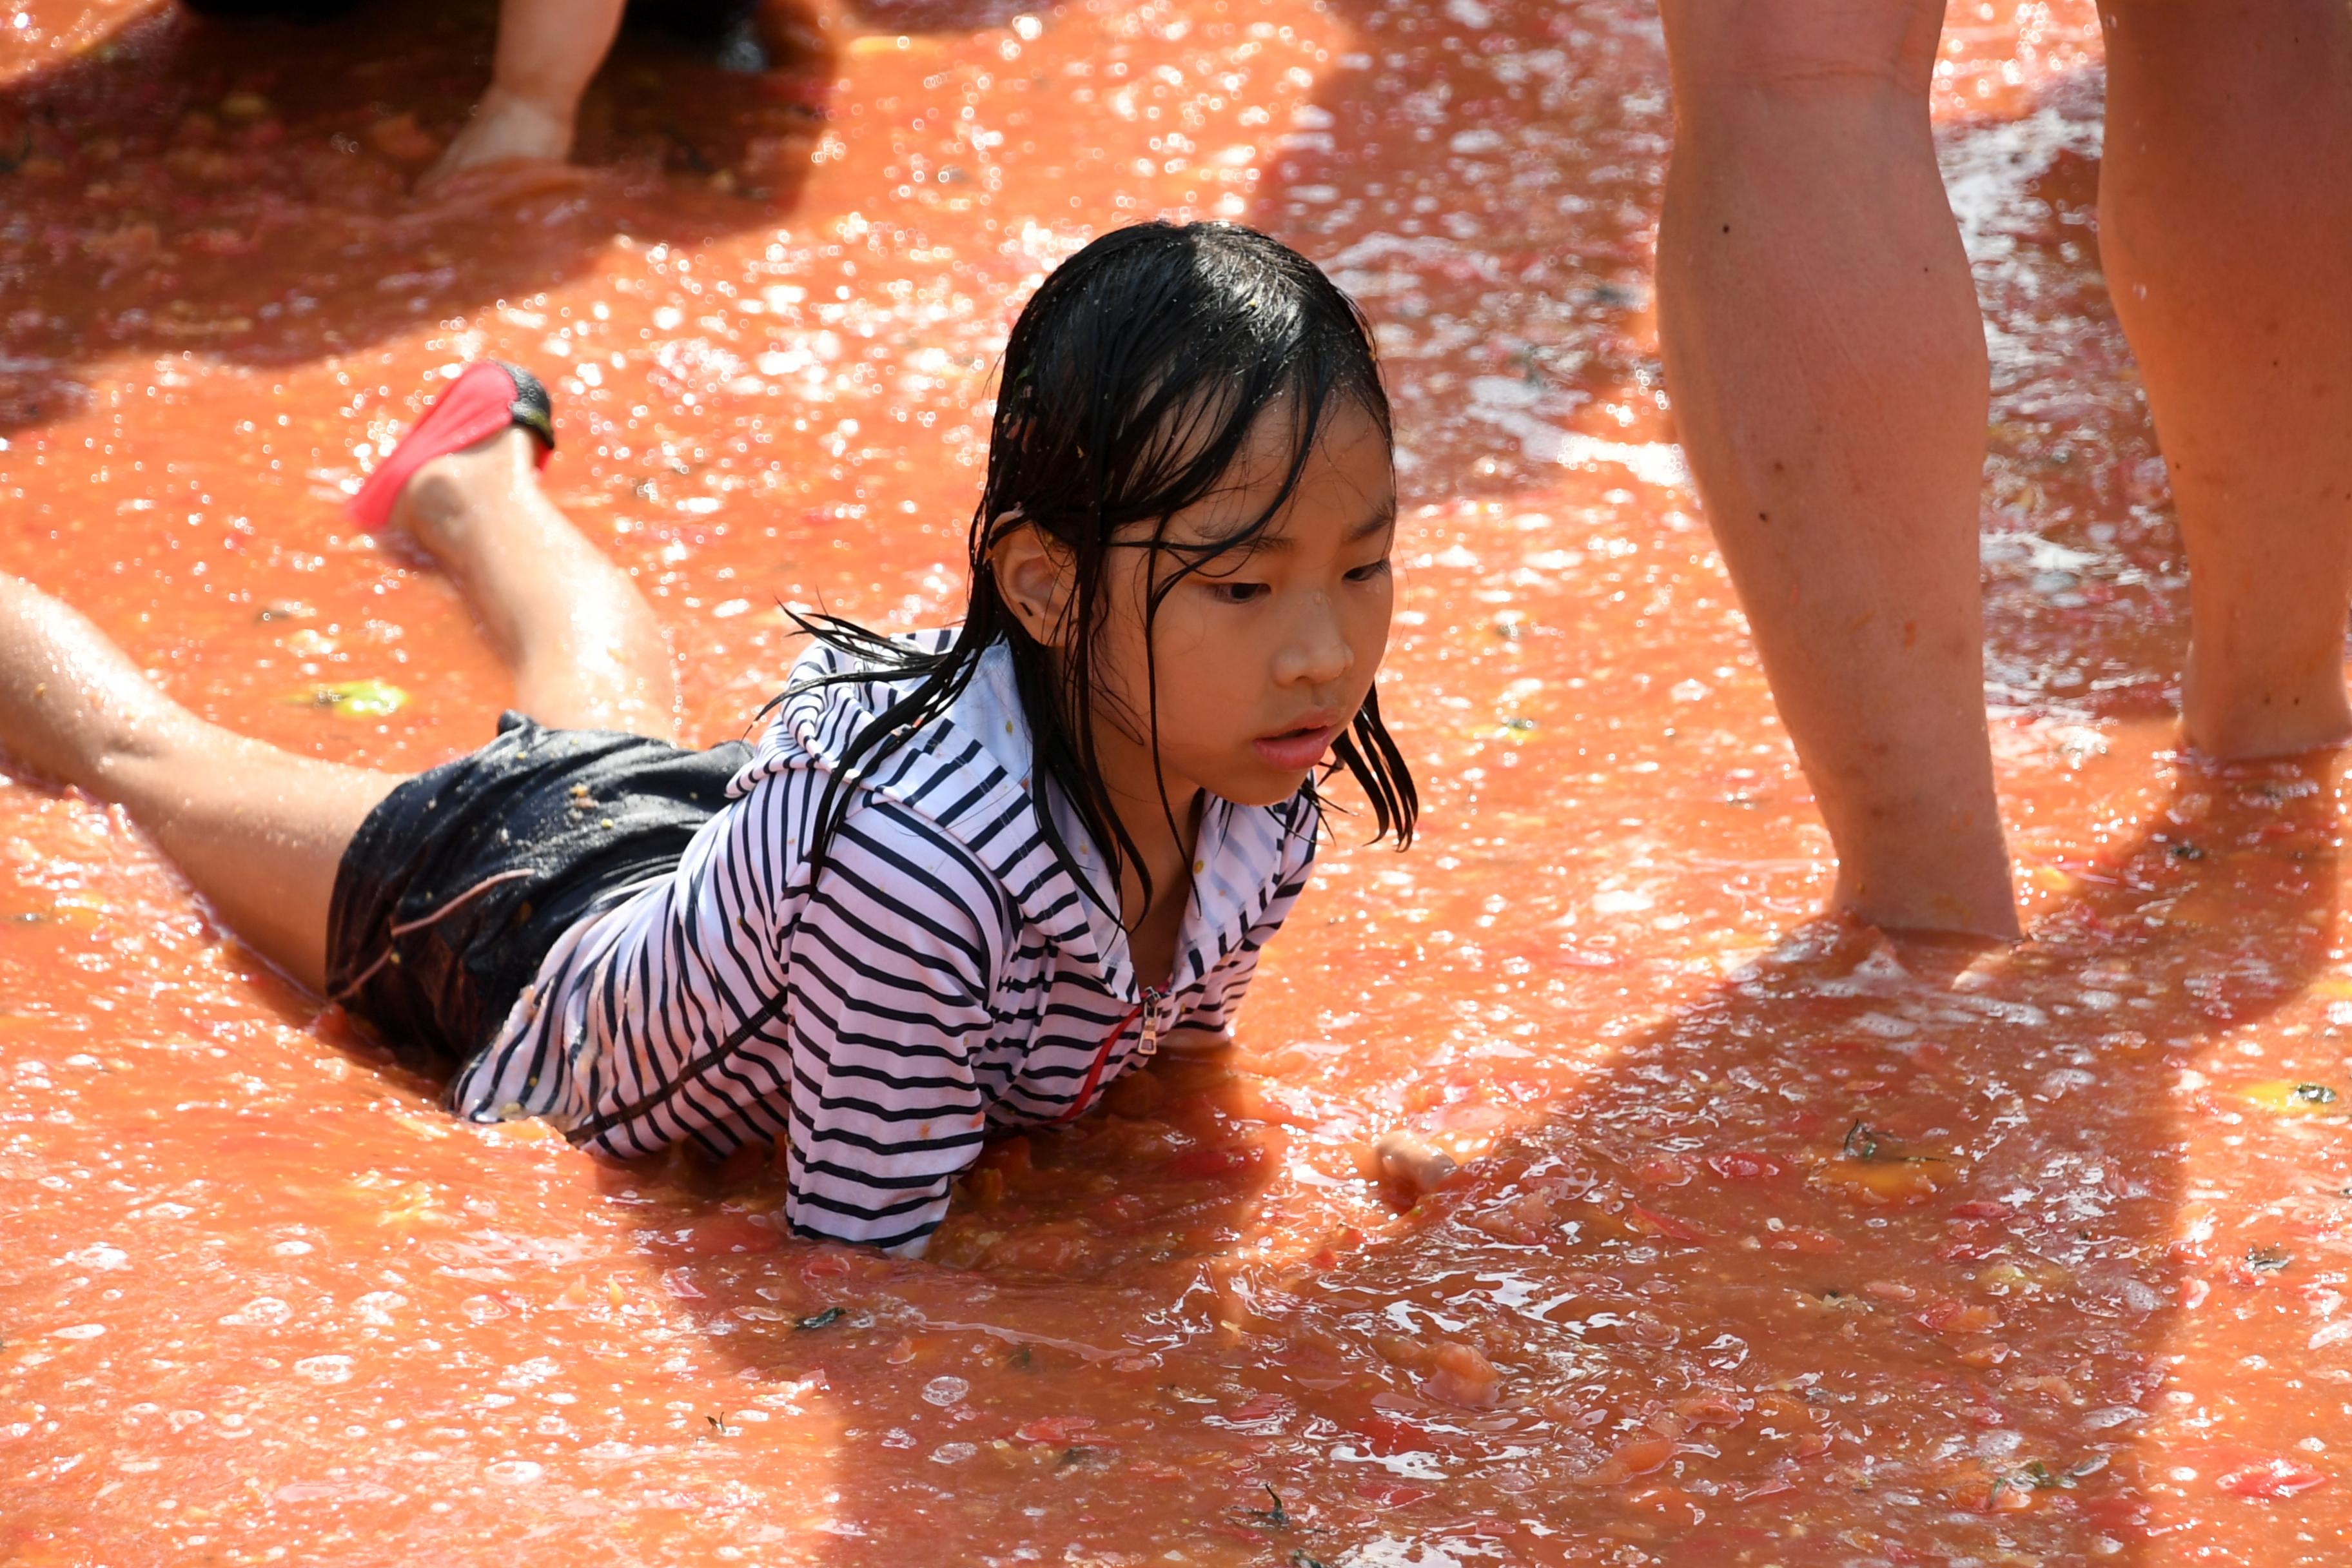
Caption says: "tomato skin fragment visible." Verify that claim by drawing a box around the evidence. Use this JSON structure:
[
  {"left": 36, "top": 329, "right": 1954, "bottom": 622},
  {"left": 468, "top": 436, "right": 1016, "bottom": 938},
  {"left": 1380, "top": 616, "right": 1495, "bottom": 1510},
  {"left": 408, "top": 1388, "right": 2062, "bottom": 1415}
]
[
  {"left": 1418, "top": 1341, "right": 1502, "bottom": 1408},
  {"left": 1014, "top": 1415, "right": 1095, "bottom": 1445},
  {"left": 1625, "top": 1202, "right": 1705, "bottom": 1242},
  {"left": 2215, "top": 1458, "right": 2329, "bottom": 1500},
  {"left": 1912, "top": 1298, "right": 2002, "bottom": 1336},
  {"left": 1778, "top": 1228, "right": 1846, "bottom": 1255},
  {"left": 1672, "top": 1393, "right": 1745, "bottom": 1428},
  {"left": 1226, "top": 1392, "right": 1291, "bottom": 1424},
  {"left": 1613, "top": 1435, "right": 1675, "bottom": 1475},
  {"left": 1349, "top": 1413, "right": 1431, "bottom": 1458}
]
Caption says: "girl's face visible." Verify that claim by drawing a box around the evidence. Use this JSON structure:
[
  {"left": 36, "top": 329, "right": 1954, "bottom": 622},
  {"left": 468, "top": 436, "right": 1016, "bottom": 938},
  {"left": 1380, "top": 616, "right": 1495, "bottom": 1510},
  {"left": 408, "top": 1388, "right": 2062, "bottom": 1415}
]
[{"left": 1003, "top": 399, "right": 1398, "bottom": 815}]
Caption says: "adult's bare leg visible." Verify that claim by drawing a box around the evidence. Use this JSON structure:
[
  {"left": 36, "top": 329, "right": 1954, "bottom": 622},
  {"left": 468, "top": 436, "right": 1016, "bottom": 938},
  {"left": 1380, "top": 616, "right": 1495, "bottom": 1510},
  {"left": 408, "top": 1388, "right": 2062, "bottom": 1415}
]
[
  {"left": 2098, "top": 1, "right": 2352, "bottom": 759},
  {"left": 393, "top": 427, "right": 681, "bottom": 741},
  {"left": 0, "top": 578, "right": 398, "bottom": 992},
  {"left": 1654, "top": 0, "right": 2017, "bottom": 939}
]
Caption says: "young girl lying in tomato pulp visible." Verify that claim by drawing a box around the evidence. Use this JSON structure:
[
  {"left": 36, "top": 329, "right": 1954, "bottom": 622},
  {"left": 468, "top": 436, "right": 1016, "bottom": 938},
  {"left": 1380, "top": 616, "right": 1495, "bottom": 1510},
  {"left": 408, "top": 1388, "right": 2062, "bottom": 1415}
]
[{"left": 0, "top": 221, "right": 1417, "bottom": 1255}]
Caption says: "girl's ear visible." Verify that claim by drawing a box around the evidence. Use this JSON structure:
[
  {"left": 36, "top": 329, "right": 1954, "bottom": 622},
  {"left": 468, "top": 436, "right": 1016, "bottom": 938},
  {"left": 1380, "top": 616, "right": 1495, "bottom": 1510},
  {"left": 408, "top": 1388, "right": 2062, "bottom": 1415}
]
[{"left": 988, "top": 514, "right": 1078, "bottom": 647}]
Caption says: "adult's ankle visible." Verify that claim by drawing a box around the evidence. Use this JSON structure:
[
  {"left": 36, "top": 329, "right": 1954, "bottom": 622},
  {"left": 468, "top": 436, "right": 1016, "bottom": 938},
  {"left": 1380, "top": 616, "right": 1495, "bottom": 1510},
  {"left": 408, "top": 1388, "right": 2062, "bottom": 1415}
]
[
  {"left": 429, "top": 88, "right": 576, "bottom": 181},
  {"left": 1829, "top": 829, "right": 2019, "bottom": 942},
  {"left": 476, "top": 83, "right": 576, "bottom": 140},
  {"left": 1834, "top": 885, "right": 2021, "bottom": 943},
  {"left": 2180, "top": 665, "right": 2352, "bottom": 762}
]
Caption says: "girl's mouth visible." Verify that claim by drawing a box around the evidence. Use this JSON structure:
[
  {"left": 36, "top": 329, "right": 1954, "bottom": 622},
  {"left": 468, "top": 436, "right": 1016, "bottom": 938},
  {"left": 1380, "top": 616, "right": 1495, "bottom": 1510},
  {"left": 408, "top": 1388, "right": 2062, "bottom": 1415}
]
[{"left": 1253, "top": 720, "right": 1342, "bottom": 771}]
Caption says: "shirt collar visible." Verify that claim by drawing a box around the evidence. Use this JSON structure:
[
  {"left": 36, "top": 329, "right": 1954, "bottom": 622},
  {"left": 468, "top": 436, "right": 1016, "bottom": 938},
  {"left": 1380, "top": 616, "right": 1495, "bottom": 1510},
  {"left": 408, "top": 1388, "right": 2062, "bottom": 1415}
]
[{"left": 769, "top": 633, "right": 1308, "bottom": 1000}]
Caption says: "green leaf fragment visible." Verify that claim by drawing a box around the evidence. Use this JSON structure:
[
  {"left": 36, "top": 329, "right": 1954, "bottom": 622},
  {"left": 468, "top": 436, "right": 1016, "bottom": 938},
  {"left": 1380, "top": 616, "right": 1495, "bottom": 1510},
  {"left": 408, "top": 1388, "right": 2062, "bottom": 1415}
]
[
  {"left": 1841, "top": 1119, "right": 1942, "bottom": 1164},
  {"left": 2002, "top": 1460, "right": 2075, "bottom": 1494},
  {"left": 288, "top": 678, "right": 410, "bottom": 718}
]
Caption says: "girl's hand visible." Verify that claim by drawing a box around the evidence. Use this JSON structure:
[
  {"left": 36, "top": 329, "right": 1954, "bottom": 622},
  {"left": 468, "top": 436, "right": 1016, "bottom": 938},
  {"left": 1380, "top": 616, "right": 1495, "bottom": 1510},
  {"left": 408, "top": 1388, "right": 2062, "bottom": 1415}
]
[{"left": 1373, "top": 1129, "right": 1458, "bottom": 1195}]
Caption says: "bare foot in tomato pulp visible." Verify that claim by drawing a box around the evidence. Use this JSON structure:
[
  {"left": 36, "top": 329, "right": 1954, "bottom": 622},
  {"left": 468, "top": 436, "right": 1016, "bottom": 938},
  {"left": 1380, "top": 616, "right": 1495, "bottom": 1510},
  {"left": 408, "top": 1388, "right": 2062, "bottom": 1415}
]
[{"left": 417, "top": 90, "right": 574, "bottom": 193}]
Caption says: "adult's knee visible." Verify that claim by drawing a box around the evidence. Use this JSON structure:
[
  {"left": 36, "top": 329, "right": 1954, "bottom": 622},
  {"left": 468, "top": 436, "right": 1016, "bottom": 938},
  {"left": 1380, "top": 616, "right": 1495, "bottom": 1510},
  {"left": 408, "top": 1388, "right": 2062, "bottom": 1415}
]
[{"left": 1661, "top": 0, "right": 1945, "bottom": 106}]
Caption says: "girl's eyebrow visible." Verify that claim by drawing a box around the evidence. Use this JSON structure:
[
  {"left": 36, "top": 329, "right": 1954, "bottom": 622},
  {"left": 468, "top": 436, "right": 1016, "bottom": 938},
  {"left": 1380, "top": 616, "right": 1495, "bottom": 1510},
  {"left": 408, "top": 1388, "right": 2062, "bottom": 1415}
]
[{"left": 1241, "top": 502, "right": 1398, "bottom": 554}]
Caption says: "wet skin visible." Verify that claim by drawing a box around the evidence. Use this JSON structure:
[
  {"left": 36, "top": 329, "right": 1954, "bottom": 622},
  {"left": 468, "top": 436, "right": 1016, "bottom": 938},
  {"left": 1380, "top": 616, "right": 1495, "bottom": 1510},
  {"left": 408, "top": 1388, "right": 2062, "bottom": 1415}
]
[{"left": 6, "top": 2, "right": 2352, "bottom": 1563}]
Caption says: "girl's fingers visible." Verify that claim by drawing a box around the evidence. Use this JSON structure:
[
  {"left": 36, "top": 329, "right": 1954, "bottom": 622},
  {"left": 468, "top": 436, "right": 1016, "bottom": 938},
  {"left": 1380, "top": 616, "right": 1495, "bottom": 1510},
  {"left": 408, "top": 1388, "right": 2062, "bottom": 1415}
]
[{"left": 1373, "top": 1129, "right": 1458, "bottom": 1195}]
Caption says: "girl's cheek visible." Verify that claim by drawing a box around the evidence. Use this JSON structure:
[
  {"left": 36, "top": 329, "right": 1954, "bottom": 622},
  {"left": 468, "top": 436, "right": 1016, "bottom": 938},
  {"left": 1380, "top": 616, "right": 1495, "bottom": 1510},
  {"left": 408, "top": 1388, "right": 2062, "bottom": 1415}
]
[
  {"left": 1147, "top": 594, "right": 1228, "bottom": 660},
  {"left": 1357, "top": 596, "right": 1396, "bottom": 669}
]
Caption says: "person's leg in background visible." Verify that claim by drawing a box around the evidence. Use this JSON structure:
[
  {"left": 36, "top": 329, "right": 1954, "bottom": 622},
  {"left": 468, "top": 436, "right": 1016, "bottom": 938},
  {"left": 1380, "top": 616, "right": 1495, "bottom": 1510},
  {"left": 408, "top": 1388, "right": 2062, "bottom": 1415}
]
[
  {"left": 1653, "top": 0, "right": 2017, "bottom": 939},
  {"left": 2098, "top": 1, "right": 2352, "bottom": 760},
  {"left": 175, "top": 0, "right": 362, "bottom": 21},
  {"left": 424, "top": 0, "right": 630, "bottom": 188}
]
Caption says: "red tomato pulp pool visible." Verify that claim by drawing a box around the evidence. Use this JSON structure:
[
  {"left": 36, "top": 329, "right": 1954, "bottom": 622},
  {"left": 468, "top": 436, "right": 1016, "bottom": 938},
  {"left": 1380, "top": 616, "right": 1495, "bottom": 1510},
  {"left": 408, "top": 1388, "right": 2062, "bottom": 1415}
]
[{"left": 5, "top": 1, "right": 2351, "bottom": 1563}]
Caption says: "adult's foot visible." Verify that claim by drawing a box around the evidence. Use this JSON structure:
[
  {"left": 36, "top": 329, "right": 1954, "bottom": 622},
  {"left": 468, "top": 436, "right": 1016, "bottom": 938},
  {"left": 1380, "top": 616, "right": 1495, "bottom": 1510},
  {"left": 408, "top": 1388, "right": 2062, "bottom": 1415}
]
[{"left": 417, "top": 88, "right": 574, "bottom": 193}]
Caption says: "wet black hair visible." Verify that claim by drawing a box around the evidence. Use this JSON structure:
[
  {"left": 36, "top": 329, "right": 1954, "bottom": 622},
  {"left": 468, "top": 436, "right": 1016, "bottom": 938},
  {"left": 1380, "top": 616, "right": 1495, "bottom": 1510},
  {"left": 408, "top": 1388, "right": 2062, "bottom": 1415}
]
[{"left": 787, "top": 219, "right": 1417, "bottom": 915}]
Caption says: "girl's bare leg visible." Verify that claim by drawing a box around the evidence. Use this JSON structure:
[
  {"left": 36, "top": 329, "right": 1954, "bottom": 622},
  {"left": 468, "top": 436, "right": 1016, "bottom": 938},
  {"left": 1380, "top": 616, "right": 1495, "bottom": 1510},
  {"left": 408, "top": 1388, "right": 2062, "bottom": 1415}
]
[
  {"left": 0, "top": 578, "right": 398, "bottom": 992},
  {"left": 1653, "top": 0, "right": 2017, "bottom": 939},
  {"left": 0, "top": 423, "right": 679, "bottom": 991},
  {"left": 2098, "top": 0, "right": 2352, "bottom": 760},
  {"left": 394, "top": 427, "right": 680, "bottom": 741}
]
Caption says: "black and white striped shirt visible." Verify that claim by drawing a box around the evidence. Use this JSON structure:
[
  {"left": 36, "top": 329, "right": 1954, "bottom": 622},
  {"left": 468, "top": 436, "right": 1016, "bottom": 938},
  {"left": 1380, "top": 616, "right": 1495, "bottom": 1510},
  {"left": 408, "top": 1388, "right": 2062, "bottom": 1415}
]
[{"left": 449, "top": 635, "right": 1319, "bottom": 1254}]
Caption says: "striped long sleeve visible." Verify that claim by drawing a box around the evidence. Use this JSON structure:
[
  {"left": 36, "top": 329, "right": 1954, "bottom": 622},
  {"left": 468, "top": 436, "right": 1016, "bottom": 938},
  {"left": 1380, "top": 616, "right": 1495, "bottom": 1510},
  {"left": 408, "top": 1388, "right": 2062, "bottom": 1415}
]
[
  {"left": 449, "top": 636, "right": 1324, "bottom": 1257},
  {"left": 773, "top": 805, "right": 1001, "bottom": 1250}
]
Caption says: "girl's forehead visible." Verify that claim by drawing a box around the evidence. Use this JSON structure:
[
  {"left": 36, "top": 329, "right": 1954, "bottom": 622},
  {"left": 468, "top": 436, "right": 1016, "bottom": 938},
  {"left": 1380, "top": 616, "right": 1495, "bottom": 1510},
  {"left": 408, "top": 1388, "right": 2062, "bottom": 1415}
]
[{"left": 1164, "top": 402, "right": 1393, "bottom": 547}]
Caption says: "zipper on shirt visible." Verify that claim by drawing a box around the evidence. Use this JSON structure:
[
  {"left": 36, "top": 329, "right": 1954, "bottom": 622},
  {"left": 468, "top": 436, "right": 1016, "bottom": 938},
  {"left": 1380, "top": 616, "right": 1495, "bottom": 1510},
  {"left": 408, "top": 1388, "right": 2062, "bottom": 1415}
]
[
  {"left": 1137, "top": 985, "right": 1167, "bottom": 1057},
  {"left": 1050, "top": 985, "right": 1167, "bottom": 1125}
]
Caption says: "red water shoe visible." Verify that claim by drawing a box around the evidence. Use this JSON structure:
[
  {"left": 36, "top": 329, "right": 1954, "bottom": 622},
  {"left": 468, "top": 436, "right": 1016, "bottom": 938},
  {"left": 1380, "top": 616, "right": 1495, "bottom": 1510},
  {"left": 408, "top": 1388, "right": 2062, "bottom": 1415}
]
[{"left": 346, "top": 361, "right": 555, "bottom": 533}]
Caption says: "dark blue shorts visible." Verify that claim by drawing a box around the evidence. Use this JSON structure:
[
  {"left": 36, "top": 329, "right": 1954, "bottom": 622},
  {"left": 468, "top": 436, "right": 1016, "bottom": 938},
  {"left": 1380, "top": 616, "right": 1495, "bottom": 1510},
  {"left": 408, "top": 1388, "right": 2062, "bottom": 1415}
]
[{"left": 324, "top": 713, "right": 749, "bottom": 1077}]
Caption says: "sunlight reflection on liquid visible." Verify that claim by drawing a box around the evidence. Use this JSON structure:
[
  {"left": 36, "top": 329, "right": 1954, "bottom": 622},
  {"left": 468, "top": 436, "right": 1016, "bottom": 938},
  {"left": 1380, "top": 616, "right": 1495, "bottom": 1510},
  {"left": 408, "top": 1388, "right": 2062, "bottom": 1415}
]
[{"left": 7, "top": 0, "right": 2351, "bottom": 1563}]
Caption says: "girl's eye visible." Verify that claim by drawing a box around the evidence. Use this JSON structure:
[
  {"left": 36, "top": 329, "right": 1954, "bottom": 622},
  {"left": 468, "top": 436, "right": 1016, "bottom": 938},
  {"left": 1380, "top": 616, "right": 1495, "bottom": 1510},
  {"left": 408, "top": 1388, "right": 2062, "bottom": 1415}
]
[
  {"left": 1345, "top": 558, "right": 1393, "bottom": 583},
  {"left": 1210, "top": 580, "right": 1271, "bottom": 604}
]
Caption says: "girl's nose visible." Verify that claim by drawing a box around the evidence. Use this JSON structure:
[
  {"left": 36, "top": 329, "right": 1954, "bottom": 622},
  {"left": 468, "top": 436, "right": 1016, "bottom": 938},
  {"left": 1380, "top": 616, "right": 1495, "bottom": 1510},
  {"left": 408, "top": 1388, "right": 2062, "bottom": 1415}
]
[{"left": 1279, "top": 596, "right": 1355, "bottom": 688}]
